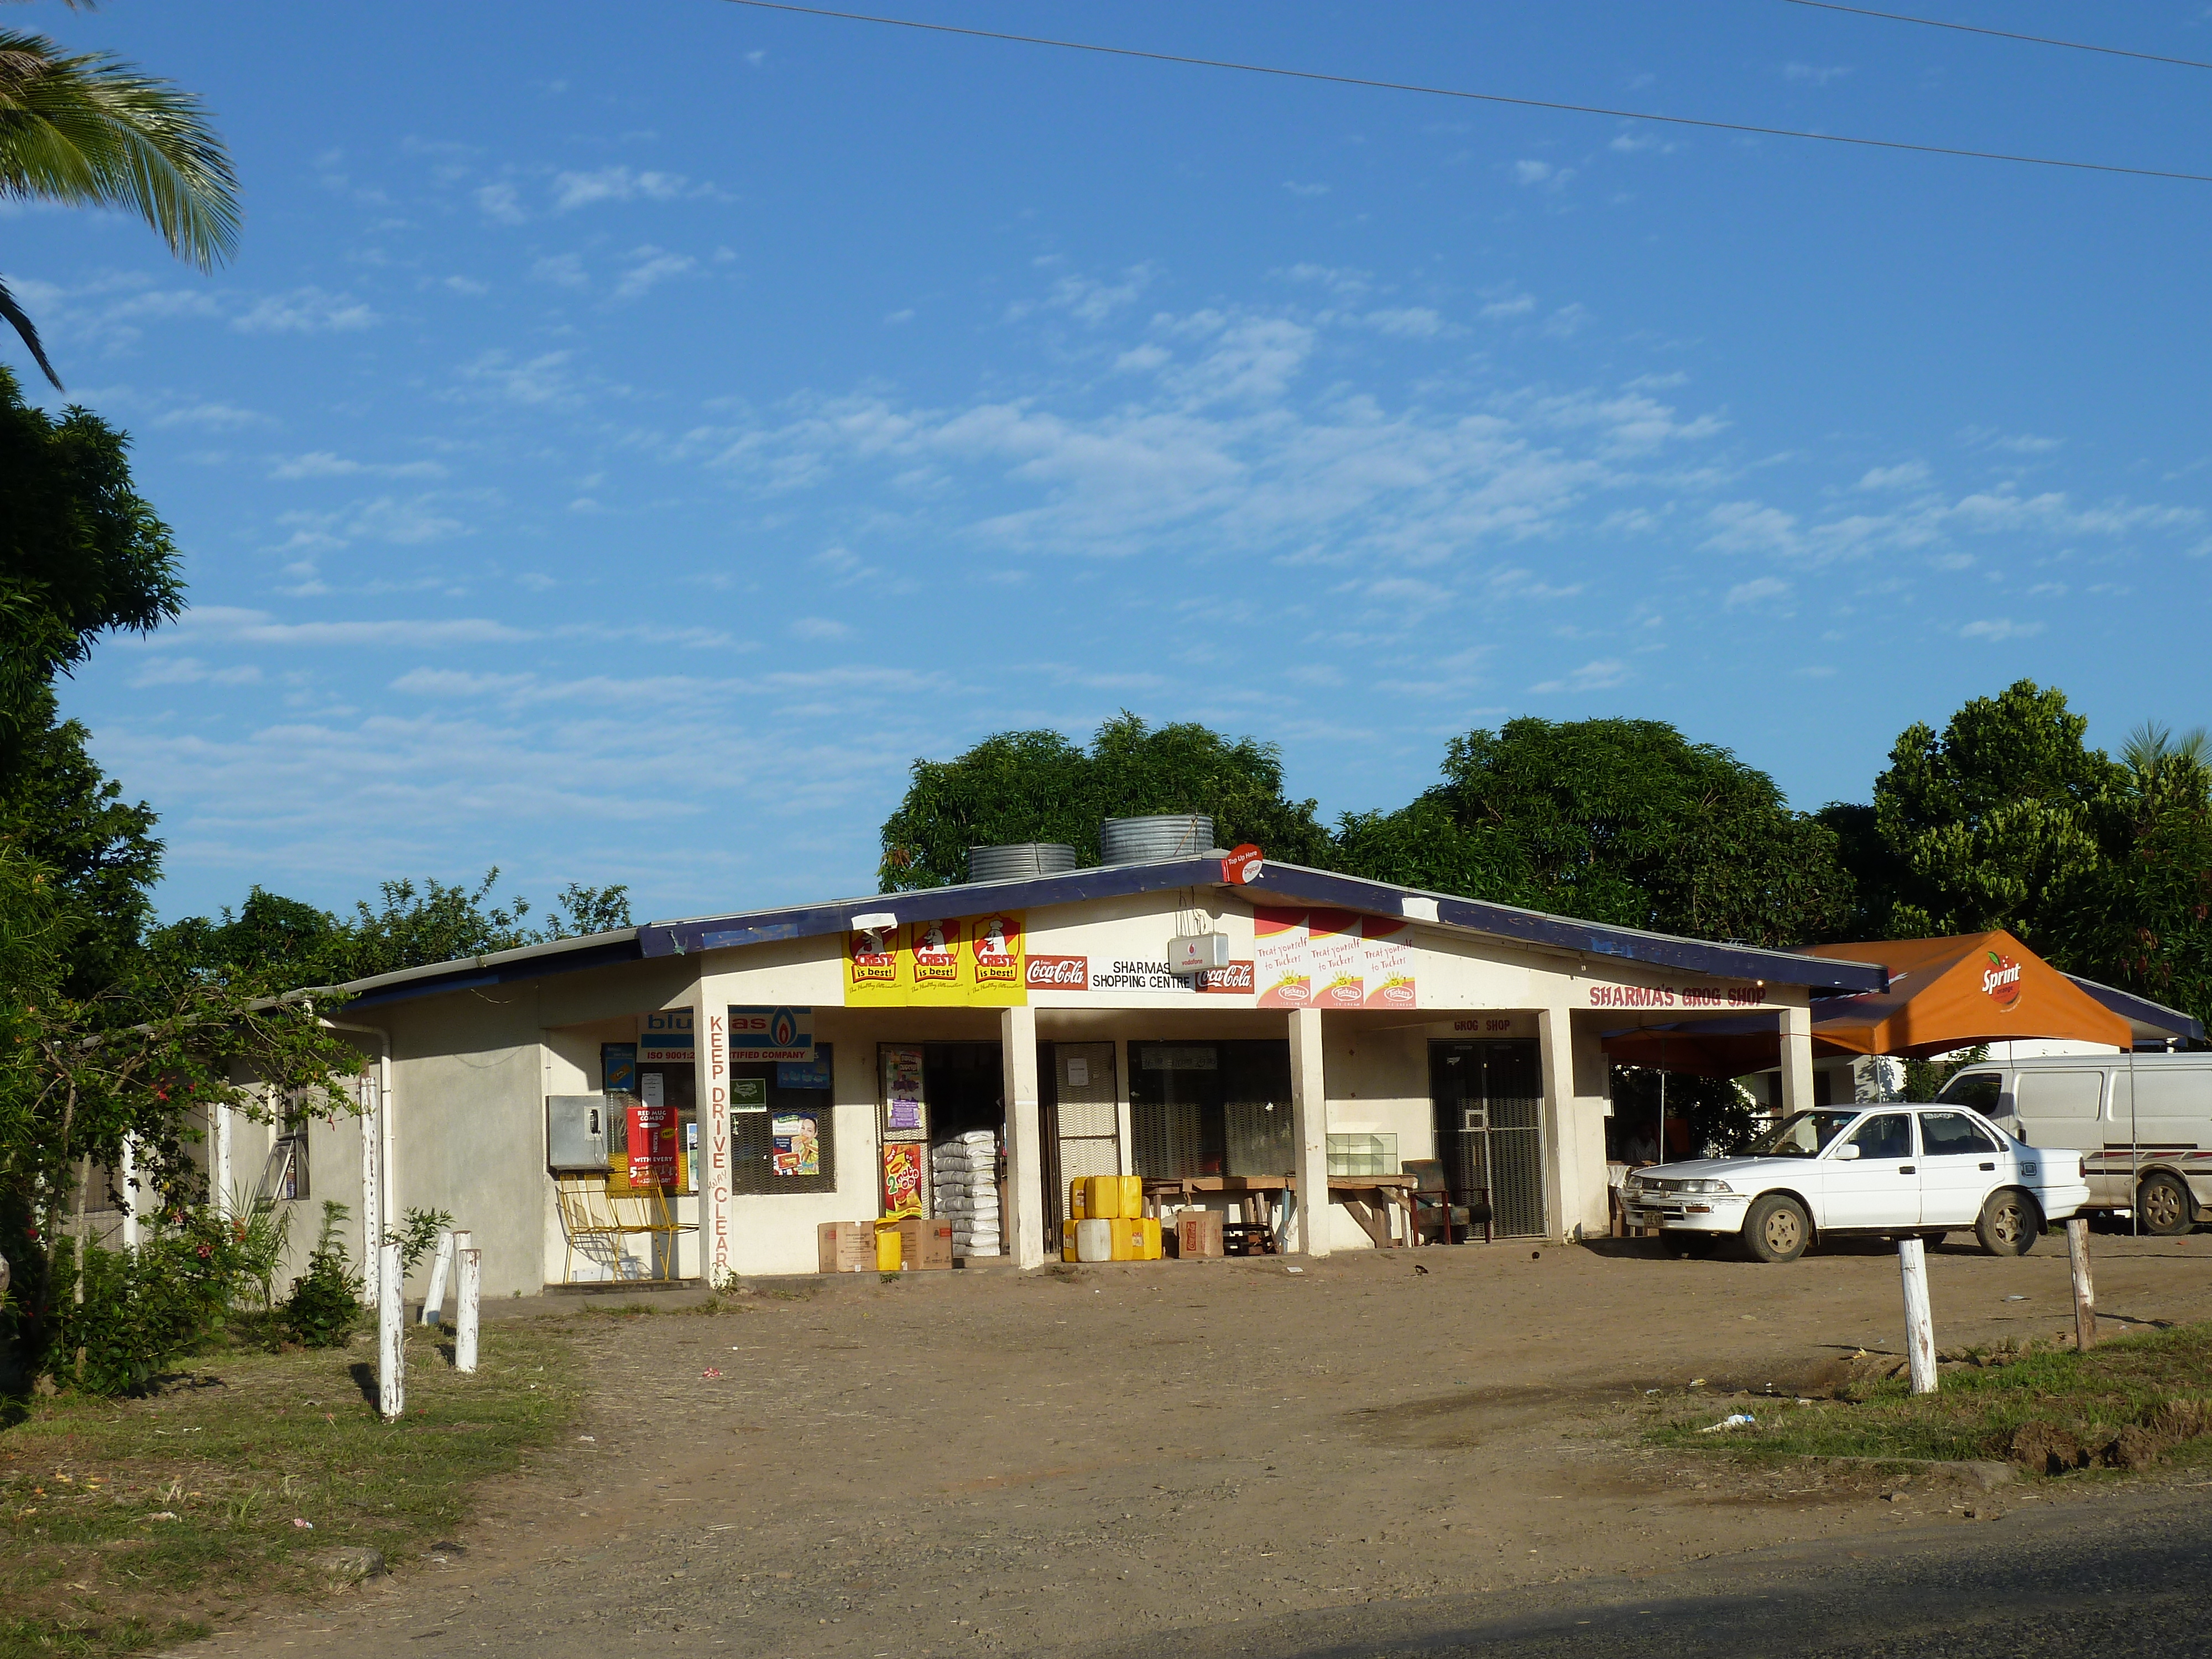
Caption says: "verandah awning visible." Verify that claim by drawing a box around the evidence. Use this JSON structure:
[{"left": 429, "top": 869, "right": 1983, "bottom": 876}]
[{"left": 1601, "top": 930, "right": 2136, "bottom": 1078}]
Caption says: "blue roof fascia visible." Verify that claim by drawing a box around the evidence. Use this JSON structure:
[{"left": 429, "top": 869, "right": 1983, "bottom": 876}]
[
  {"left": 338, "top": 935, "right": 645, "bottom": 1010},
  {"left": 639, "top": 858, "right": 1227, "bottom": 958},
  {"left": 1243, "top": 865, "right": 1887, "bottom": 993},
  {"left": 639, "top": 858, "right": 1884, "bottom": 994},
  {"left": 2067, "top": 974, "right": 2206, "bottom": 1042}
]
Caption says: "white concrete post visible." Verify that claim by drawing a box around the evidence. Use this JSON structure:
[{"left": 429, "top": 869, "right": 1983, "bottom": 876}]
[
  {"left": 1536, "top": 1005, "right": 1582, "bottom": 1241},
  {"left": 359, "top": 1069, "right": 384, "bottom": 1308},
  {"left": 1778, "top": 1001, "right": 1815, "bottom": 1119},
  {"left": 212, "top": 1104, "right": 235, "bottom": 1219},
  {"left": 1897, "top": 1238, "right": 1938, "bottom": 1395},
  {"left": 118, "top": 1136, "right": 142, "bottom": 1250},
  {"left": 2065, "top": 1217, "right": 2097, "bottom": 1350},
  {"left": 377, "top": 1239, "right": 405, "bottom": 1421},
  {"left": 419, "top": 1228, "right": 455, "bottom": 1325},
  {"left": 455, "top": 1245, "right": 481, "bottom": 1373},
  {"left": 1288, "top": 1006, "right": 1330, "bottom": 1258},
  {"left": 692, "top": 983, "right": 732, "bottom": 1286},
  {"left": 1001, "top": 1005, "right": 1045, "bottom": 1269}
]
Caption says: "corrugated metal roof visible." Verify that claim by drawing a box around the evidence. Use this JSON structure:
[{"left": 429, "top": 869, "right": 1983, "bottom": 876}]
[{"left": 328, "top": 855, "right": 1888, "bottom": 1011}]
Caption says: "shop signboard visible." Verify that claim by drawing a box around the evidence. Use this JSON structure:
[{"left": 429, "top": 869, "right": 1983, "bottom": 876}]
[
  {"left": 1584, "top": 981, "right": 1769, "bottom": 1010},
  {"left": 773, "top": 1113, "right": 821, "bottom": 1178},
  {"left": 880, "top": 1141, "right": 924, "bottom": 1214},
  {"left": 638, "top": 1008, "right": 693, "bottom": 1063},
  {"left": 1025, "top": 954, "right": 1254, "bottom": 995},
  {"left": 728, "top": 1006, "right": 813, "bottom": 1062},
  {"left": 627, "top": 1101, "right": 678, "bottom": 1187},
  {"left": 844, "top": 911, "right": 1029, "bottom": 1007},
  {"left": 1256, "top": 909, "right": 1417, "bottom": 1009}
]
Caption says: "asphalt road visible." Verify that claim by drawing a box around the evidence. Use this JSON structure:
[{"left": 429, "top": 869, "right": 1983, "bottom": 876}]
[{"left": 1084, "top": 1480, "right": 2212, "bottom": 1659}]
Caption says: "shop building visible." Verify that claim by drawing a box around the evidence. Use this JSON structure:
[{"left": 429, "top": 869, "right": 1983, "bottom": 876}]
[{"left": 247, "top": 847, "right": 1887, "bottom": 1298}]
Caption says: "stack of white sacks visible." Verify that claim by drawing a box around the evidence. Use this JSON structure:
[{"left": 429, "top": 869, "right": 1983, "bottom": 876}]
[{"left": 932, "top": 1130, "right": 1001, "bottom": 1258}]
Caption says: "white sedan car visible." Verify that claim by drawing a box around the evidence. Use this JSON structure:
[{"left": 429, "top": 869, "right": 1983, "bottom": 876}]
[{"left": 1619, "top": 1104, "right": 2089, "bottom": 1262}]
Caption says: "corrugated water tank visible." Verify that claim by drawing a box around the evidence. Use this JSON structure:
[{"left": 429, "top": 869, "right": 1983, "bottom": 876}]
[
  {"left": 968, "top": 842, "right": 1079, "bottom": 882},
  {"left": 1099, "top": 813, "right": 1214, "bottom": 864}
]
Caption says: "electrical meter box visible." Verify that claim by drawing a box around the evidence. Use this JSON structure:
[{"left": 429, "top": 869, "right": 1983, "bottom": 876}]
[
  {"left": 1168, "top": 932, "right": 1233, "bottom": 974},
  {"left": 546, "top": 1094, "right": 610, "bottom": 1172}
]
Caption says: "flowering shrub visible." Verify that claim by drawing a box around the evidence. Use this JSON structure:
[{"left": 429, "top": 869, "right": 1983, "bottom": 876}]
[{"left": 44, "top": 1209, "right": 252, "bottom": 1395}]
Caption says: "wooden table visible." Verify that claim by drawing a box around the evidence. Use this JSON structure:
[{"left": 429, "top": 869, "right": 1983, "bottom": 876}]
[{"left": 1141, "top": 1173, "right": 1421, "bottom": 1249}]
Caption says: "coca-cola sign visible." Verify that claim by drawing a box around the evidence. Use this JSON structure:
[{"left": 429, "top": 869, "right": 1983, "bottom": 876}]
[
  {"left": 1197, "top": 960, "right": 1254, "bottom": 995},
  {"left": 1025, "top": 954, "right": 1089, "bottom": 989}
]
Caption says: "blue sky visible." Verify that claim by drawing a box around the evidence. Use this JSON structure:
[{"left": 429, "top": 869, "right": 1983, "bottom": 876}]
[{"left": 19, "top": 1, "right": 2212, "bottom": 923}]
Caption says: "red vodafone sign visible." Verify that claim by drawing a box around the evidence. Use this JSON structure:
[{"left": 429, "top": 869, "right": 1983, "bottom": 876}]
[{"left": 1981, "top": 950, "right": 2023, "bottom": 1010}]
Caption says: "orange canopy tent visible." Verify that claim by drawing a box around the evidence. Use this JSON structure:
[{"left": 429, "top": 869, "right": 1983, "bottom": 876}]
[{"left": 1601, "top": 931, "right": 2132, "bottom": 1077}]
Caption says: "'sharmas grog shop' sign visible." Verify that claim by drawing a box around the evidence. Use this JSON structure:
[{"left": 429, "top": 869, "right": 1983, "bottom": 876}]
[{"left": 845, "top": 911, "right": 1027, "bottom": 1006}]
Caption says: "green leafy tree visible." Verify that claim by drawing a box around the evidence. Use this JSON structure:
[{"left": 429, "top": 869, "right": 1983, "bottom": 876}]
[
  {"left": 879, "top": 713, "right": 1335, "bottom": 889},
  {"left": 0, "top": 370, "right": 184, "bottom": 763},
  {"left": 1335, "top": 718, "right": 1854, "bottom": 946},
  {"left": 153, "top": 872, "right": 636, "bottom": 990},
  {"left": 0, "top": 23, "right": 239, "bottom": 389},
  {"left": 2058, "top": 724, "right": 2212, "bottom": 1030},
  {"left": 1866, "top": 680, "right": 2120, "bottom": 943},
  {"left": 0, "top": 689, "right": 161, "bottom": 995}
]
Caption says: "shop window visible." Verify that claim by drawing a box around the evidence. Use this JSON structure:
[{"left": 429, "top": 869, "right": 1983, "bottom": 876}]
[
  {"left": 1130, "top": 1040, "right": 1292, "bottom": 1178},
  {"left": 257, "top": 1110, "right": 310, "bottom": 1206},
  {"left": 731, "top": 1043, "right": 837, "bottom": 1196}
]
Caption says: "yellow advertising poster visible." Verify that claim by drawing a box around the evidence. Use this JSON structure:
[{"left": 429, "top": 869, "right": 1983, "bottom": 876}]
[{"left": 845, "top": 911, "right": 1027, "bottom": 1006}]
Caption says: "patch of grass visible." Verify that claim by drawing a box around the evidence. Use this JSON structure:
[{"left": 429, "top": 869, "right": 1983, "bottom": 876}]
[
  {"left": 0, "top": 1322, "right": 577, "bottom": 1659},
  {"left": 1646, "top": 1321, "right": 2212, "bottom": 1472}
]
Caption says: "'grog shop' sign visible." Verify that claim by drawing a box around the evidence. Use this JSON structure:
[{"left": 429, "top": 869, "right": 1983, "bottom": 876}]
[{"left": 1585, "top": 982, "right": 1768, "bottom": 1010}]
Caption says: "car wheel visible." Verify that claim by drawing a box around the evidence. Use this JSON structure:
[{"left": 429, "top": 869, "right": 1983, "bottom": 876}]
[
  {"left": 1975, "top": 1189, "right": 2041, "bottom": 1257},
  {"left": 2137, "top": 1172, "right": 2196, "bottom": 1237},
  {"left": 1744, "top": 1194, "right": 1809, "bottom": 1263}
]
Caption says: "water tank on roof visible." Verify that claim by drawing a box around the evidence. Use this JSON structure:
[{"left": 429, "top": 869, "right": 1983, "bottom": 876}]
[
  {"left": 967, "top": 842, "right": 1079, "bottom": 883},
  {"left": 1099, "top": 814, "right": 1214, "bottom": 865}
]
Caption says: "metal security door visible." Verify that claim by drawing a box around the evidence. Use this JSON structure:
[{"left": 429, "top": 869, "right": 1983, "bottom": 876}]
[
  {"left": 1431, "top": 1040, "right": 1547, "bottom": 1239},
  {"left": 1046, "top": 1042, "right": 1120, "bottom": 1235}
]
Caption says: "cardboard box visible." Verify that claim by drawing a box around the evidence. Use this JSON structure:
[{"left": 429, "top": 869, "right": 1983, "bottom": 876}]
[
  {"left": 896, "top": 1215, "right": 954, "bottom": 1271},
  {"left": 817, "top": 1220, "right": 873, "bottom": 1274},
  {"left": 1175, "top": 1210, "right": 1223, "bottom": 1259}
]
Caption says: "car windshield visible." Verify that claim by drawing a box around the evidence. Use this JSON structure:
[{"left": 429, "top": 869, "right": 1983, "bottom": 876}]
[{"left": 1745, "top": 1110, "right": 1863, "bottom": 1158}]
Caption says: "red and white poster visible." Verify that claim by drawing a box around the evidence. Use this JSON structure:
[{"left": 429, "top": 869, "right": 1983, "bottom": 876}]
[
  {"left": 1255, "top": 907, "right": 1312, "bottom": 1006},
  {"left": 911, "top": 918, "right": 963, "bottom": 988},
  {"left": 627, "top": 1102, "right": 678, "bottom": 1188},
  {"left": 1363, "top": 915, "right": 1417, "bottom": 1007},
  {"left": 1309, "top": 909, "right": 1366, "bottom": 1007}
]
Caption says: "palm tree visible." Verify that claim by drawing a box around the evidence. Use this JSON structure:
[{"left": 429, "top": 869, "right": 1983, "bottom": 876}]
[
  {"left": 2121, "top": 720, "right": 2212, "bottom": 826},
  {"left": 0, "top": 22, "right": 238, "bottom": 388}
]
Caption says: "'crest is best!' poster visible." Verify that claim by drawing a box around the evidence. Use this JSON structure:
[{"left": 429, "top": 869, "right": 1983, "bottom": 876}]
[{"left": 846, "top": 911, "right": 1027, "bottom": 1007}]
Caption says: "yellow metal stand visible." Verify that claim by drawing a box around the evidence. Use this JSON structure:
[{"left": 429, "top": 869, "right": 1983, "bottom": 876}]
[{"left": 556, "top": 1175, "right": 695, "bottom": 1284}]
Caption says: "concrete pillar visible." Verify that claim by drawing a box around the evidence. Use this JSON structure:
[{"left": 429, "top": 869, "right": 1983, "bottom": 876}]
[
  {"left": 1537, "top": 1005, "right": 1585, "bottom": 1242},
  {"left": 1001, "top": 1005, "right": 1046, "bottom": 1269},
  {"left": 1288, "top": 1006, "right": 1330, "bottom": 1258},
  {"left": 692, "top": 979, "right": 732, "bottom": 1286},
  {"left": 1778, "top": 1001, "right": 1814, "bottom": 1119}
]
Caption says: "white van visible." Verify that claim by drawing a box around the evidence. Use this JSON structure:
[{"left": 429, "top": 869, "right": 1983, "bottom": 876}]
[{"left": 1935, "top": 1053, "right": 2212, "bottom": 1235}]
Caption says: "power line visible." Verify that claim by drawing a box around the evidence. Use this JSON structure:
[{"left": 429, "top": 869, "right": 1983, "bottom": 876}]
[
  {"left": 1782, "top": 1, "right": 2212, "bottom": 74},
  {"left": 719, "top": 0, "right": 2212, "bottom": 185}
]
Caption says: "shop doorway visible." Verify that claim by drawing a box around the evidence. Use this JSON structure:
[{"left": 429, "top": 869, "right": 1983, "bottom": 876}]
[
  {"left": 877, "top": 1042, "right": 1005, "bottom": 1242},
  {"left": 1430, "top": 1040, "right": 1546, "bottom": 1239},
  {"left": 1042, "top": 1041, "right": 1120, "bottom": 1236}
]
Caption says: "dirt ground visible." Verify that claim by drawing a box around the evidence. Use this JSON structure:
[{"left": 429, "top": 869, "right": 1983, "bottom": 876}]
[{"left": 185, "top": 1231, "right": 2212, "bottom": 1659}]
